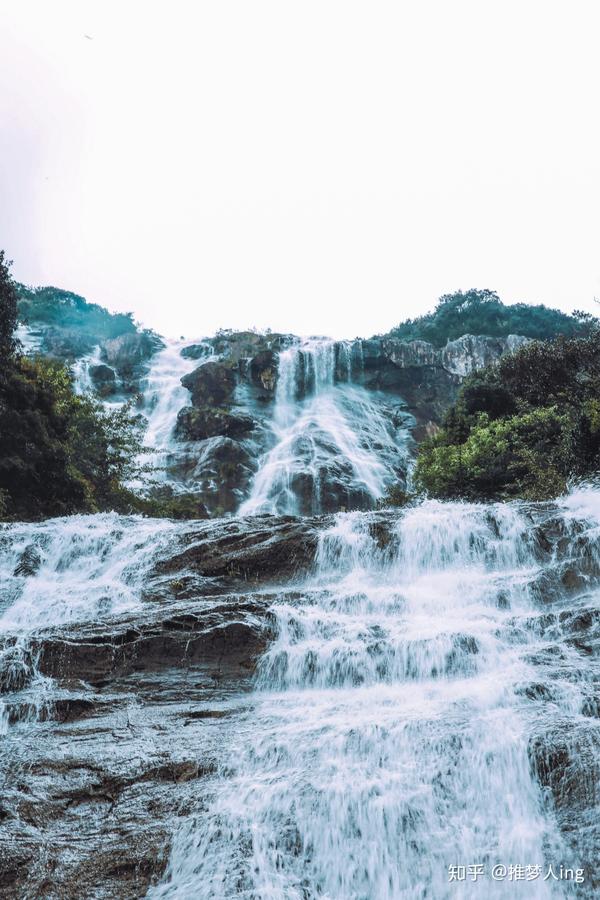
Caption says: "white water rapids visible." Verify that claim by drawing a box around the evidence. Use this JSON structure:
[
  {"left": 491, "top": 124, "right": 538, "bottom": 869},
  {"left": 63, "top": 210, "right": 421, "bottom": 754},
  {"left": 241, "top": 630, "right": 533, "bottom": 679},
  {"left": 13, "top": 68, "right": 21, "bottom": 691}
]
[{"left": 152, "top": 493, "right": 599, "bottom": 899}]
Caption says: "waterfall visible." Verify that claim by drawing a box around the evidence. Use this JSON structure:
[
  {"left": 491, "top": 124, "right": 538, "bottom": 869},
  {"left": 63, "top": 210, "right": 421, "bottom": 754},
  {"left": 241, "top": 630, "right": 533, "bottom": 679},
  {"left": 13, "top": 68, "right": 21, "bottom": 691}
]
[
  {"left": 72, "top": 344, "right": 103, "bottom": 396},
  {"left": 152, "top": 495, "right": 594, "bottom": 899},
  {"left": 138, "top": 339, "right": 204, "bottom": 483},
  {"left": 240, "top": 338, "right": 412, "bottom": 516}
]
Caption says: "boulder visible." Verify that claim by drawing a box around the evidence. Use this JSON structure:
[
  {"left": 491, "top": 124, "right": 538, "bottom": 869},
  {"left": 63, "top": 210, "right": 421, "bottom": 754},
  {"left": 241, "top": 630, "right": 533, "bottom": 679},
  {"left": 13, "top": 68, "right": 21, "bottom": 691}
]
[
  {"left": 89, "top": 363, "right": 117, "bottom": 397},
  {"left": 181, "top": 342, "right": 213, "bottom": 360},
  {"left": 40, "top": 327, "right": 96, "bottom": 361},
  {"left": 101, "top": 332, "right": 163, "bottom": 374},
  {"left": 175, "top": 406, "right": 256, "bottom": 441},
  {"left": 181, "top": 361, "right": 236, "bottom": 407},
  {"left": 249, "top": 350, "right": 278, "bottom": 393}
]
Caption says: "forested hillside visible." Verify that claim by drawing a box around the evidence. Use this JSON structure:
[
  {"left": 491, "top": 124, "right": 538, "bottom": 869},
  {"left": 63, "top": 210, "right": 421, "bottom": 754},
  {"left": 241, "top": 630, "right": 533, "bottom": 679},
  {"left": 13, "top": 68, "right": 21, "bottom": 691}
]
[
  {"left": 0, "top": 254, "right": 145, "bottom": 519},
  {"left": 385, "top": 288, "right": 593, "bottom": 347}
]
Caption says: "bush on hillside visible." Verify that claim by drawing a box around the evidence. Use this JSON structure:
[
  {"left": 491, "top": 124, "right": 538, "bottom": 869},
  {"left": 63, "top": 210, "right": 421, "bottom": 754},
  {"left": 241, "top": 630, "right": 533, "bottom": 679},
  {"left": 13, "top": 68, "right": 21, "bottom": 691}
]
[{"left": 414, "top": 330, "right": 600, "bottom": 501}]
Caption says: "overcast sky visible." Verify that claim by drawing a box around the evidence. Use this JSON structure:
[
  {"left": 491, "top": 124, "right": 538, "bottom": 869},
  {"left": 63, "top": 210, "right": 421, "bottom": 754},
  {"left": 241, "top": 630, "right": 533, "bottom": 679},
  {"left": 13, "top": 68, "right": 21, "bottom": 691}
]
[{"left": 1, "top": 1, "right": 599, "bottom": 339}]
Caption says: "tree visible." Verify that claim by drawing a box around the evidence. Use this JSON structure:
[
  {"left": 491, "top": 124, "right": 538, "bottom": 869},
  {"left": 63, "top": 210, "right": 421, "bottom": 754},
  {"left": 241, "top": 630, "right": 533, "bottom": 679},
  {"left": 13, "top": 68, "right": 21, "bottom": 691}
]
[{"left": 0, "top": 251, "right": 18, "bottom": 360}]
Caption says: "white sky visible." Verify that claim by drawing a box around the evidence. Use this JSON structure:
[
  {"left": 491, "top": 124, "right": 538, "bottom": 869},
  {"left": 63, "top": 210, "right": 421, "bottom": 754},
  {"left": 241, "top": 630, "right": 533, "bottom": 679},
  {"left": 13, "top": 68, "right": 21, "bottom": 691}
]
[{"left": 1, "top": 1, "right": 599, "bottom": 339}]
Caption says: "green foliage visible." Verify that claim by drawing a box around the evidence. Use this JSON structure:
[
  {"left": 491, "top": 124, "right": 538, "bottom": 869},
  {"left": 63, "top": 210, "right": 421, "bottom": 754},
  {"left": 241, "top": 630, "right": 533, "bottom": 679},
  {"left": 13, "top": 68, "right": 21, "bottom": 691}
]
[
  {"left": 0, "top": 356, "right": 147, "bottom": 520},
  {"left": 0, "top": 251, "right": 19, "bottom": 360},
  {"left": 17, "top": 284, "right": 136, "bottom": 340},
  {"left": 386, "top": 289, "right": 594, "bottom": 347},
  {"left": 416, "top": 408, "right": 570, "bottom": 501},
  {"left": 415, "top": 330, "right": 600, "bottom": 501},
  {"left": 141, "top": 486, "right": 209, "bottom": 520}
]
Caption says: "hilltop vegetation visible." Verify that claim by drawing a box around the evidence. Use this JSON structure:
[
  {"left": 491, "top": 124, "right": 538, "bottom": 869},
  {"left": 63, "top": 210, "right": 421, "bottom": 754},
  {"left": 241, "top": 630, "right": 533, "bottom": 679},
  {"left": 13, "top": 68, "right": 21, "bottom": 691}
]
[
  {"left": 386, "top": 289, "right": 593, "bottom": 347},
  {"left": 17, "top": 283, "right": 136, "bottom": 340},
  {"left": 415, "top": 329, "right": 600, "bottom": 501},
  {"left": 0, "top": 254, "right": 147, "bottom": 520}
]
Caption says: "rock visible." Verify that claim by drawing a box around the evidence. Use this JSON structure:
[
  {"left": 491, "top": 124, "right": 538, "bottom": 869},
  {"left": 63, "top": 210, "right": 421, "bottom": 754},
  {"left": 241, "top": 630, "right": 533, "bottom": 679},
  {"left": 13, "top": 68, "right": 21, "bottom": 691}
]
[
  {"left": 0, "top": 509, "right": 313, "bottom": 895},
  {"left": 209, "top": 331, "right": 291, "bottom": 363},
  {"left": 380, "top": 338, "right": 441, "bottom": 369},
  {"left": 89, "top": 363, "right": 117, "bottom": 397},
  {"left": 40, "top": 327, "right": 96, "bottom": 361},
  {"left": 13, "top": 544, "right": 42, "bottom": 577},
  {"left": 34, "top": 602, "right": 270, "bottom": 683},
  {"left": 175, "top": 437, "right": 261, "bottom": 515},
  {"left": 154, "top": 515, "right": 323, "bottom": 583},
  {"left": 102, "top": 332, "right": 164, "bottom": 371},
  {"left": 180, "top": 342, "right": 213, "bottom": 360},
  {"left": 181, "top": 361, "right": 236, "bottom": 407},
  {"left": 175, "top": 406, "right": 256, "bottom": 441},
  {"left": 101, "top": 332, "right": 164, "bottom": 392},
  {"left": 249, "top": 350, "right": 278, "bottom": 393},
  {"left": 529, "top": 721, "right": 600, "bottom": 889}
]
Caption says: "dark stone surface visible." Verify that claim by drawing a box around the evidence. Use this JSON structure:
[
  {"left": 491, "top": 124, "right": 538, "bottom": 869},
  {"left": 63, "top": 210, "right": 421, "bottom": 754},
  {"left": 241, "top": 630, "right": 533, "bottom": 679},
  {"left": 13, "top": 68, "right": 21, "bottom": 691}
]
[
  {"left": 101, "top": 332, "right": 164, "bottom": 393},
  {"left": 175, "top": 406, "right": 256, "bottom": 441},
  {"left": 181, "top": 361, "right": 236, "bottom": 407},
  {"left": 89, "top": 363, "right": 118, "bottom": 396}
]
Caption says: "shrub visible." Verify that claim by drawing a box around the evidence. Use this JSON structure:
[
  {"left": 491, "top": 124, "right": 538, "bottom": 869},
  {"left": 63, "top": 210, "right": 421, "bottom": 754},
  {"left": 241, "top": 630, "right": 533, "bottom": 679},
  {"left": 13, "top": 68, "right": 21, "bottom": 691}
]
[{"left": 414, "top": 330, "right": 600, "bottom": 502}]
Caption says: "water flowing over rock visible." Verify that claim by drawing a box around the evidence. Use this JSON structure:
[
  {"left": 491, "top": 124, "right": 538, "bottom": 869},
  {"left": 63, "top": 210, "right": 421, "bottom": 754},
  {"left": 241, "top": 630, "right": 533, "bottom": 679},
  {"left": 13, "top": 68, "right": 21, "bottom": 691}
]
[
  {"left": 239, "top": 338, "right": 413, "bottom": 516},
  {"left": 101, "top": 331, "right": 166, "bottom": 394},
  {"left": 1, "top": 490, "right": 599, "bottom": 896}
]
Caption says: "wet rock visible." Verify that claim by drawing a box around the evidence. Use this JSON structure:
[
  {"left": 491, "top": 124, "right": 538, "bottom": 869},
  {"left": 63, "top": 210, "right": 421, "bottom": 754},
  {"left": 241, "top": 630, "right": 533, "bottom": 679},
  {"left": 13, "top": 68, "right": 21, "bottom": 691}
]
[
  {"left": 529, "top": 721, "right": 600, "bottom": 888},
  {"left": 249, "top": 350, "right": 278, "bottom": 393},
  {"left": 174, "top": 436, "right": 256, "bottom": 515},
  {"left": 101, "top": 332, "right": 164, "bottom": 392},
  {"left": 89, "top": 363, "right": 117, "bottom": 397},
  {"left": 180, "top": 342, "right": 213, "bottom": 360},
  {"left": 181, "top": 360, "right": 236, "bottom": 407},
  {"left": 13, "top": 544, "right": 42, "bottom": 577},
  {"left": 175, "top": 406, "right": 256, "bottom": 441},
  {"left": 0, "top": 644, "right": 35, "bottom": 693},
  {"left": 209, "top": 331, "right": 291, "bottom": 363},
  {"left": 40, "top": 326, "right": 96, "bottom": 360},
  {"left": 155, "top": 515, "right": 323, "bottom": 583},
  {"left": 34, "top": 605, "right": 269, "bottom": 684}
]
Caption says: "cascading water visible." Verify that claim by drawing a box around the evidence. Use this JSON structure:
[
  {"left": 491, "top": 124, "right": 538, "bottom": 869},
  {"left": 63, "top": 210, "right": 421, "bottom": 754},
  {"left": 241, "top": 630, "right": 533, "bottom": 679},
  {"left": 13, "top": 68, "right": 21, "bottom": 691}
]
[
  {"left": 139, "top": 338, "right": 211, "bottom": 486},
  {"left": 0, "top": 514, "right": 181, "bottom": 631},
  {"left": 0, "top": 512, "right": 187, "bottom": 772},
  {"left": 14, "top": 323, "right": 43, "bottom": 355},
  {"left": 153, "top": 495, "right": 597, "bottom": 899},
  {"left": 240, "top": 339, "right": 412, "bottom": 516},
  {"left": 72, "top": 344, "right": 104, "bottom": 396}
]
